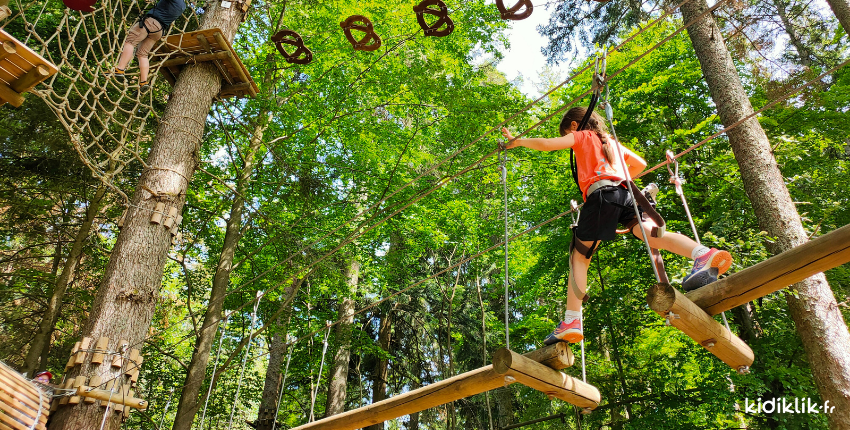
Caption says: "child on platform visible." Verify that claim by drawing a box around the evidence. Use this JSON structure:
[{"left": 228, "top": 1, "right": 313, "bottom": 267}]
[{"left": 501, "top": 107, "right": 732, "bottom": 344}]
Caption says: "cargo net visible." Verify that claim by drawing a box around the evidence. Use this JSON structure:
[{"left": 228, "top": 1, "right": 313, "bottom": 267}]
[{"left": 0, "top": 0, "right": 204, "bottom": 201}]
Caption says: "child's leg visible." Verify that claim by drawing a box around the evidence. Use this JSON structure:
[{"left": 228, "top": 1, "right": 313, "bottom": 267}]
[
  {"left": 117, "top": 43, "right": 136, "bottom": 71},
  {"left": 630, "top": 220, "right": 699, "bottom": 258},
  {"left": 116, "top": 23, "right": 147, "bottom": 71},
  {"left": 544, "top": 240, "right": 594, "bottom": 345},
  {"left": 566, "top": 243, "right": 593, "bottom": 312},
  {"left": 630, "top": 219, "right": 733, "bottom": 290},
  {"left": 135, "top": 19, "right": 163, "bottom": 84}
]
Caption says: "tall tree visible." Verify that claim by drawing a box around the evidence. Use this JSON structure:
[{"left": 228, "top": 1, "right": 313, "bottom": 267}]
[
  {"left": 170, "top": 108, "right": 269, "bottom": 430},
  {"left": 680, "top": 0, "right": 850, "bottom": 427},
  {"left": 47, "top": 2, "right": 249, "bottom": 428},
  {"left": 825, "top": 0, "right": 850, "bottom": 35},
  {"left": 256, "top": 323, "right": 286, "bottom": 430},
  {"left": 365, "top": 303, "right": 394, "bottom": 430},
  {"left": 324, "top": 259, "right": 358, "bottom": 417}
]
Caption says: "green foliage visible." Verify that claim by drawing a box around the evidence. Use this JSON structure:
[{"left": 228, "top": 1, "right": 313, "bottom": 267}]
[{"left": 0, "top": 0, "right": 847, "bottom": 429}]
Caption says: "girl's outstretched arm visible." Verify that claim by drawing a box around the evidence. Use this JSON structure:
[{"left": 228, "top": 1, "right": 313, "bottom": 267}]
[{"left": 501, "top": 127, "right": 576, "bottom": 151}]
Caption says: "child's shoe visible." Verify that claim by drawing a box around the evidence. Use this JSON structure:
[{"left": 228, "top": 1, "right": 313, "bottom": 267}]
[
  {"left": 138, "top": 80, "right": 151, "bottom": 95},
  {"left": 544, "top": 318, "right": 583, "bottom": 345},
  {"left": 683, "top": 248, "right": 732, "bottom": 291},
  {"left": 111, "top": 68, "right": 126, "bottom": 82}
]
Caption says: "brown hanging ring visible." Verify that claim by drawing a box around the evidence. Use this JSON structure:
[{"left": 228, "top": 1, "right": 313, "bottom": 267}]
[
  {"left": 271, "top": 29, "right": 313, "bottom": 65},
  {"left": 413, "top": 0, "right": 454, "bottom": 37},
  {"left": 495, "top": 0, "right": 533, "bottom": 20},
  {"left": 340, "top": 15, "right": 382, "bottom": 52}
]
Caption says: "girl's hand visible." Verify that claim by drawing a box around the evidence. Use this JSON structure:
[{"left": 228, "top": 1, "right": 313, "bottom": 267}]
[{"left": 500, "top": 127, "right": 517, "bottom": 150}]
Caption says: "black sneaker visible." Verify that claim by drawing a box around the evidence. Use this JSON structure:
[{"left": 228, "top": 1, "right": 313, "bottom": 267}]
[{"left": 138, "top": 80, "right": 151, "bottom": 95}]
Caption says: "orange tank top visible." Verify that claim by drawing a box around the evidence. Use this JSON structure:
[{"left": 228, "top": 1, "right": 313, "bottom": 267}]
[{"left": 572, "top": 130, "right": 624, "bottom": 200}]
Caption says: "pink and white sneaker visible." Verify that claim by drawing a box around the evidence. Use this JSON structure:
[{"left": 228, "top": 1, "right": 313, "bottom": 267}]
[
  {"left": 683, "top": 248, "right": 732, "bottom": 291},
  {"left": 544, "top": 318, "right": 583, "bottom": 345}
]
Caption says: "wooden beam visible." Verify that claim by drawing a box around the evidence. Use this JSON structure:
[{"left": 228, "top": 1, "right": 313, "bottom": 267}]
[
  {"left": 155, "top": 50, "right": 230, "bottom": 69},
  {"left": 647, "top": 283, "right": 754, "bottom": 372},
  {"left": 288, "top": 344, "right": 572, "bottom": 430},
  {"left": 0, "top": 80, "right": 24, "bottom": 107},
  {"left": 11, "top": 64, "right": 49, "bottom": 93},
  {"left": 686, "top": 224, "right": 850, "bottom": 315},
  {"left": 492, "top": 348, "right": 601, "bottom": 410},
  {"left": 76, "top": 386, "right": 148, "bottom": 410},
  {"left": 212, "top": 31, "right": 256, "bottom": 98},
  {"left": 0, "top": 40, "right": 15, "bottom": 61}
]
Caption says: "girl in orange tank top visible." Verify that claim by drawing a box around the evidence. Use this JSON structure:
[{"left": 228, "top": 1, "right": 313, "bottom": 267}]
[{"left": 501, "top": 107, "right": 732, "bottom": 345}]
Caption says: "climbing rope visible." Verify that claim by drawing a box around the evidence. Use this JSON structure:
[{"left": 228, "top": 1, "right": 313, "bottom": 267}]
[
  {"left": 665, "top": 152, "right": 733, "bottom": 331},
  {"left": 501, "top": 150, "right": 510, "bottom": 350},
  {"left": 226, "top": 290, "right": 264, "bottom": 429},
  {"left": 600, "top": 72, "right": 664, "bottom": 283},
  {"left": 309, "top": 324, "right": 332, "bottom": 422}
]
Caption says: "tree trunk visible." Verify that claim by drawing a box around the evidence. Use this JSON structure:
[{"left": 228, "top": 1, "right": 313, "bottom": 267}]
[
  {"left": 825, "top": 0, "right": 850, "bottom": 37},
  {"left": 364, "top": 305, "right": 393, "bottom": 430},
  {"left": 24, "top": 185, "right": 106, "bottom": 376},
  {"left": 771, "top": 0, "right": 813, "bottom": 66},
  {"left": 681, "top": 1, "right": 850, "bottom": 427},
  {"left": 46, "top": 5, "right": 248, "bottom": 429},
  {"left": 256, "top": 324, "right": 285, "bottom": 430},
  {"left": 324, "top": 259, "right": 359, "bottom": 417},
  {"left": 170, "top": 110, "right": 268, "bottom": 429}
]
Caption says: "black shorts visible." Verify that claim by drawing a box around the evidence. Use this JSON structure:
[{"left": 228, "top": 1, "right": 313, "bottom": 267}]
[{"left": 574, "top": 186, "right": 643, "bottom": 242}]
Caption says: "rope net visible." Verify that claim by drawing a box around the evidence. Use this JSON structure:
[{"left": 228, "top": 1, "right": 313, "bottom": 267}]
[{"left": 1, "top": 0, "right": 205, "bottom": 201}]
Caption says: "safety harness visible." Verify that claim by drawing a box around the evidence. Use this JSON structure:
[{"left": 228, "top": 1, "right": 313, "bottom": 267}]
[{"left": 568, "top": 54, "right": 667, "bottom": 263}]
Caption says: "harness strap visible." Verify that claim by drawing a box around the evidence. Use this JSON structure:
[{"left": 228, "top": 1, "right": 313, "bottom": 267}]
[{"left": 626, "top": 181, "right": 666, "bottom": 237}]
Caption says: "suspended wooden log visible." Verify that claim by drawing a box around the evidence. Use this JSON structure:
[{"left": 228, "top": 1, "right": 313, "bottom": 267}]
[
  {"left": 76, "top": 386, "right": 148, "bottom": 410},
  {"left": 289, "top": 343, "right": 573, "bottom": 430},
  {"left": 492, "top": 348, "right": 601, "bottom": 410},
  {"left": 647, "top": 283, "right": 754, "bottom": 372},
  {"left": 686, "top": 223, "right": 850, "bottom": 315}
]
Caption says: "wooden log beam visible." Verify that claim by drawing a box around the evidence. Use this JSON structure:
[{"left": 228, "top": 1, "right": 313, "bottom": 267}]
[
  {"left": 212, "top": 31, "right": 257, "bottom": 98},
  {"left": 11, "top": 65, "right": 49, "bottom": 93},
  {"left": 647, "top": 283, "right": 754, "bottom": 372},
  {"left": 492, "top": 348, "right": 601, "bottom": 410},
  {"left": 0, "top": 78, "right": 24, "bottom": 108},
  {"left": 288, "top": 344, "right": 572, "bottom": 430},
  {"left": 76, "top": 386, "right": 148, "bottom": 410},
  {"left": 155, "top": 50, "right": 230, "bottom": 69},
  {"left": 686, "top": 223, "right": 850, "bottom": 315},
  {"left": 0, "top": 40, "right": 15, "bottom": 61}
]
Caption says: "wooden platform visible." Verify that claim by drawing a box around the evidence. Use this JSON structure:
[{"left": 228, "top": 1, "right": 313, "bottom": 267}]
[
  {"left": 155, "top": 28, "right": 258, "bottom": 99},
  {"left": 0, "top": 362, "right": 51, "bottom": 430},
  {"left": 289, "top": 343, "right": 589, "bottom": 430},
  {"left": 686, "top": 223, "right": 850, "bottom": 315},
  {"left": 0, "top": 29, "right": 58, "bottom": 108}
]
